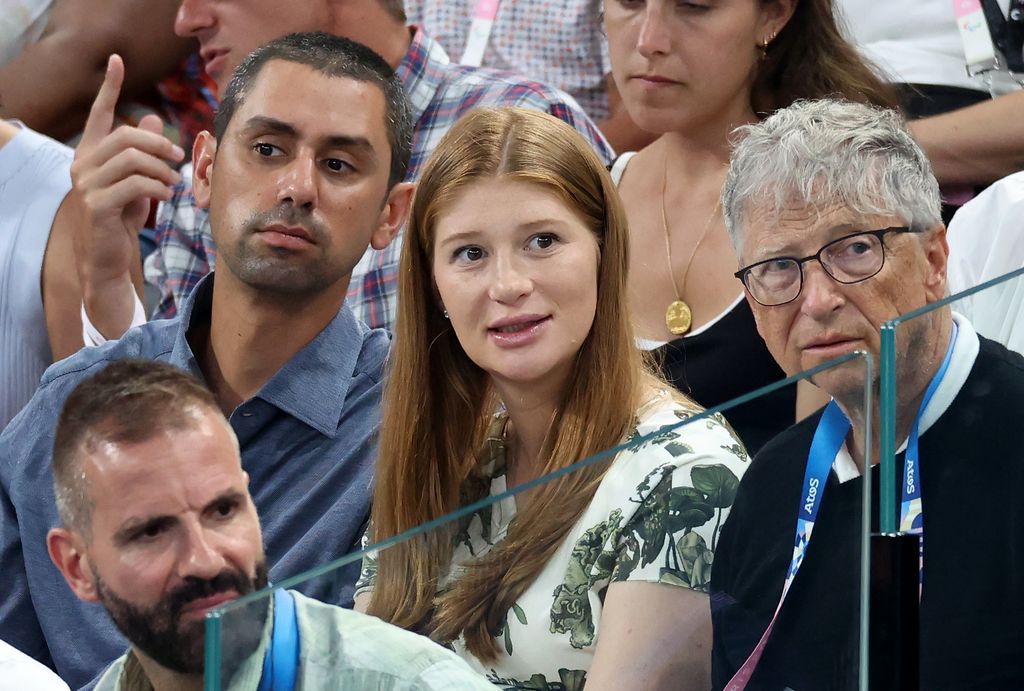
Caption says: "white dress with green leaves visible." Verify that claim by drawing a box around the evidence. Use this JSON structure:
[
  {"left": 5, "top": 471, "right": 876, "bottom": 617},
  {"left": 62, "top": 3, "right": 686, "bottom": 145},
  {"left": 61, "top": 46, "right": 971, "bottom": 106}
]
[{"left": 356, "top": 392, "right": 749, "bottom": 689}]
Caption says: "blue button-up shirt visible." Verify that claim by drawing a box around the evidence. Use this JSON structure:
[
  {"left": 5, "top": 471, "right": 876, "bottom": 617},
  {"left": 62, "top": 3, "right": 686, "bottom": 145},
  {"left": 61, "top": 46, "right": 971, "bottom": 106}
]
[{"left": 0, "top": 274, "right": 388, "bottom": 689}]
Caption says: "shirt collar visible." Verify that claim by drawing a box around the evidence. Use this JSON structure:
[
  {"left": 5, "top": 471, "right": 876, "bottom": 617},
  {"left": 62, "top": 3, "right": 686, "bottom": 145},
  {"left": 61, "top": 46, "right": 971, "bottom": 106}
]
[
  {"left": 118, "top": 651, "right": 155, "bottom": 691},
  {"left": 171, "top": 272, "right": 371, "bottom": 438},
  {"left": 168, "top": 273, "right": 214, "bottom": 379},
  {"left": 395, "top": 26, "right": 451, "bottom": 123},
  {"left": 252, "top": 301, "right": 368, "bottom": 438},
  {"left": 833, "top": 311, "right": 980, "bottom": 483}
]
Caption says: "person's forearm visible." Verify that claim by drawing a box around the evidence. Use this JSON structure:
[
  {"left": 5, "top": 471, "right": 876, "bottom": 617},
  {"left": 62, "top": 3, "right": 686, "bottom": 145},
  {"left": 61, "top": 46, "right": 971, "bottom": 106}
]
[
  {"left": 81, "top": 272, "right": 141, "bottom": 341},
  {"left": 0, "top": 0, "right": 192, "bottom": 140},
  {"left": 910, "top": 92, "right": 1024, "bottom": 187},
  {"left": 41, "top": 197, "right": 84, "bottom": 359}
]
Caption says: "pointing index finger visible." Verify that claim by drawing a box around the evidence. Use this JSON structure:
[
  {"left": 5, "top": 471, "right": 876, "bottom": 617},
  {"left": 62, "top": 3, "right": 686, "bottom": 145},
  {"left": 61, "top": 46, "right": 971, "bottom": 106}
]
[{"left": 81, "top": 54, "right": 125, "bottom": 148}]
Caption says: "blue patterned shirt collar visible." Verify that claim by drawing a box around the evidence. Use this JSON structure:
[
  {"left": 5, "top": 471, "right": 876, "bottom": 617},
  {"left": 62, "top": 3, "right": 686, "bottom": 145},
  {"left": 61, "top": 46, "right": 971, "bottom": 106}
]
[{"left": 171, "top": 272, "right": 373, "bottom": 438}]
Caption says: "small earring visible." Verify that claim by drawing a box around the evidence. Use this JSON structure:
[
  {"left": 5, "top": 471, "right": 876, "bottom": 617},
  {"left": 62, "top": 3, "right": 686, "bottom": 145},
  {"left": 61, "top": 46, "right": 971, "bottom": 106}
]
[
  {"left": 758, "top": 30, "right": 777, "bottom": 59},
  {"left": 442, "top": 308, "right": 449, "bottom": 320}
]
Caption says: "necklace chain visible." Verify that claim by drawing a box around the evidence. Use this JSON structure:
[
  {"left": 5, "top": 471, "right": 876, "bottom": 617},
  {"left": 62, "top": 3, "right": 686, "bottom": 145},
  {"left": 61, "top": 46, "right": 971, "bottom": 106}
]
[{"left": 659, "top": 147, "right": 722, "bottom": 335}]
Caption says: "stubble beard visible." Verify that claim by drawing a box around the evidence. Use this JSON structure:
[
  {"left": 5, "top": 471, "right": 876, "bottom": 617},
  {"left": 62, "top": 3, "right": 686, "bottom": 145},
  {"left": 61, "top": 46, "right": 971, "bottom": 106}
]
[{"left": 223, "top": 204, "right": 340, "bottom": 297}]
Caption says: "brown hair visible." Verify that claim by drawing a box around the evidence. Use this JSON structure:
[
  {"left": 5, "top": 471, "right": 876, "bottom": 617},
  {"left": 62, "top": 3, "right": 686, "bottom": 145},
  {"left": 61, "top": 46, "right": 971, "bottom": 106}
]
[
  {"left": 753, "top": 0, "right": 898, "bottom": 111},
  {"left": 52, "top": 359, "right": 225, "bottom": 536},
  {"left": 367, "top": 107, "right": 666, "bottom": 660}
]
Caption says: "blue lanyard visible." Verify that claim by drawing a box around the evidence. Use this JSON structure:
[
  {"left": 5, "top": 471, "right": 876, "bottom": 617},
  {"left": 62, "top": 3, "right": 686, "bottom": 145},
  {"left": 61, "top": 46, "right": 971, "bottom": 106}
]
[
  {"left": 784, "top": 400, "right": 850, "bottom": 595},
  {"left": 899, "top": 322, "right": 957, "bottom": 587},
  {"left": 257, "top": 589, "right": 300, "bottom": 691},
  {"left": 789, "top": 323, "right": 958, "bottom": 594},
  {"left": 725, "top": 400, "right": 851, "bottom": 689},
  {"left": 727, "top": 325, "right": 958, "bottom": 690}
]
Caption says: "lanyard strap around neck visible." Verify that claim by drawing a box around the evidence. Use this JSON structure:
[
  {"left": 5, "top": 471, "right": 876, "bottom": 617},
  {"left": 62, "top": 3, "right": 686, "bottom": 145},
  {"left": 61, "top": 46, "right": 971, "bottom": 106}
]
[
  {"left": 257, "top": 589, "right": 300, "bottom": 691},
  {"left": 900, "top": 321, "right": 958, "bottom": 591},
  {"left": 725, "top": 400, "right": 850, "bottom": 690},
  {"left": 461, "top": 0, "right": 501, "bottom": 66},
  {"left": 727, "top": 322, "right": 957, "bottom": 690}
]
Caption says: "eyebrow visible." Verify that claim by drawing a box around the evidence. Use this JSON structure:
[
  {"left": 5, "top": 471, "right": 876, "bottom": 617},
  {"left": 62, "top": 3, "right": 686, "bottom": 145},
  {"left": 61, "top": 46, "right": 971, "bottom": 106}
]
[
  {"left": 112, "top": 489, "right": 248, "bottom": 543},
  {"left": 437, "top": 217, "right": 575, "bottom": 248},
  {"left": 753, "top": 223, "right": 864, "bottom": 260},
  {"left": 240, "top": 116, "right": 377, "bottom": 155}
]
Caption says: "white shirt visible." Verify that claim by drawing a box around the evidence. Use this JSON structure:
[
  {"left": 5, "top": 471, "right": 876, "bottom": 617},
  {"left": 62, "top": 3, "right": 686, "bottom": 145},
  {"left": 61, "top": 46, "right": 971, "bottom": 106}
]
[
  {"left": 0, "top": 123, "right": 72, "bottom": 429},
  {"left": 838, "top": 0, "right": 1020, "bottom": 95},
  {"left": 0, "top": 639, "right": 69, "bottom": 691},
  {"left": 947, "top": 171, "right": 1024, "bottom": 354}
]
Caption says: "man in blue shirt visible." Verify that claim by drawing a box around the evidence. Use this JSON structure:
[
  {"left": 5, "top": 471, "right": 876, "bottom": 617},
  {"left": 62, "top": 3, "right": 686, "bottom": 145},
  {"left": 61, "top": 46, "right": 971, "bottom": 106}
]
[{"left": 0, "top": 32, "right": 414, "bottom": 688}]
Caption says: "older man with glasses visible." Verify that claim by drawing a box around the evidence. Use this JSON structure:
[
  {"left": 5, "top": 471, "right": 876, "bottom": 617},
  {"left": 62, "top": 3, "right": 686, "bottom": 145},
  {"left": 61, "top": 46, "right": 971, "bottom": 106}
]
[{"left": 709, "top": 99, "right": 1024, "bottom": 691}]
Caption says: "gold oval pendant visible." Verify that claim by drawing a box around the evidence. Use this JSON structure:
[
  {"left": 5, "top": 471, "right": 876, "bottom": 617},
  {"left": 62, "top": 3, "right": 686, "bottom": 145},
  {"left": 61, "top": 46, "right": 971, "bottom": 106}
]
[{"left": 666, "top": 299, "right": 692, "bottom": 336}]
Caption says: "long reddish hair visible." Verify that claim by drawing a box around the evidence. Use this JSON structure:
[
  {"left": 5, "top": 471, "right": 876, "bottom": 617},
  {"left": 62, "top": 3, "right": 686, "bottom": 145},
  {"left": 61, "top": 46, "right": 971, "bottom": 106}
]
[{"left": 367, "top": 107, "right": 666, "bottom": 660}]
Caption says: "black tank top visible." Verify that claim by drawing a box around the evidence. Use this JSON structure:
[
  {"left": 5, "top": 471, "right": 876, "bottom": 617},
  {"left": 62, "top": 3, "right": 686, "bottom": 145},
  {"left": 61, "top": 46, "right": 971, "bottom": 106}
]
[
  {"left": 648, "top": 299, "right": 795, "bottom": 455},
  {"left": 611, "top": 153, "right": 796, "bottom": 454}
]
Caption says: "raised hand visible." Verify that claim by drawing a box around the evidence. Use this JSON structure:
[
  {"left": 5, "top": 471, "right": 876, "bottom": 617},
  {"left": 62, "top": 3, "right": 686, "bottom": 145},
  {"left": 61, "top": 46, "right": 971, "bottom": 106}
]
[{"left": 70, "top": 54, "right": 185, "bottom": 339}]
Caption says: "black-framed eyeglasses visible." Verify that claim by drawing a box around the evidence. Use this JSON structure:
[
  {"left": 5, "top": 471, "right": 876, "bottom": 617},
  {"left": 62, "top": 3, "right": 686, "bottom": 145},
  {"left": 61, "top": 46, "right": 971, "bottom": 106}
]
[{"left": 734, "top": 227, "right": 915, "bottom": 307}]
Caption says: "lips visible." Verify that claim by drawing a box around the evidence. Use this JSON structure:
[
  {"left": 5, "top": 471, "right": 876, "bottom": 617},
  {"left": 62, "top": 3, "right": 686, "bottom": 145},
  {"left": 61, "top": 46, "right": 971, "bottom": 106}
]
[
  {"left": 632, "top": 74, "right": 681, "bottom": 87},
  {"left": 802, "top": 334, "right": 862, "bottom": 357},
  {"left": 256, "top": 224, "right": 315, "bottom": 250},
  {"left": 179, "top": 591, "right": 239, "bottom": 618},
  {"left": 200, "top": 48, "right": 231, "bottom": 79},
  {"left": 487, "top": 314, "right": 551, "bottom": 347}
]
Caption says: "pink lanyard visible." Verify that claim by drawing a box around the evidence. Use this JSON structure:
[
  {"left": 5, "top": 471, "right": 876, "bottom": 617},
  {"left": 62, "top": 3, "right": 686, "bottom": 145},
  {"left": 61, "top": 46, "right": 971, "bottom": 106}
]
[{"left": 461, "top": 0, "right": 501, "bottom": 66}]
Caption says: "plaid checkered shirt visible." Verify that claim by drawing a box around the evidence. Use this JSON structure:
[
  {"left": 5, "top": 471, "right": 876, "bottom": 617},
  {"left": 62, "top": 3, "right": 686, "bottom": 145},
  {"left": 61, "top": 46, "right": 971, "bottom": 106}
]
[{"left": 144, "top": 27, "right": 613, "bottom": 329}]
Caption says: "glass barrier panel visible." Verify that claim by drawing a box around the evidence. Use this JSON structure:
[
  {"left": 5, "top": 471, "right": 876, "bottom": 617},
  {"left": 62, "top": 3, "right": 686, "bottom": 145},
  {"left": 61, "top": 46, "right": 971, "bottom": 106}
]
[
  {"left": 204, "top": 354, "right": 872, "bottom": 691},
  {"left": 876, "top": 267, "right": 1024, "bottom": 688}
]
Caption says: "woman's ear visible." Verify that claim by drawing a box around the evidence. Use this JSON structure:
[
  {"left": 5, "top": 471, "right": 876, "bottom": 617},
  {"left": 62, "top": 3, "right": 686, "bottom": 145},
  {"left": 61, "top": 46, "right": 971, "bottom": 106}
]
[{"left": 759, "top": 0, "right": 798, "bottom": 44}]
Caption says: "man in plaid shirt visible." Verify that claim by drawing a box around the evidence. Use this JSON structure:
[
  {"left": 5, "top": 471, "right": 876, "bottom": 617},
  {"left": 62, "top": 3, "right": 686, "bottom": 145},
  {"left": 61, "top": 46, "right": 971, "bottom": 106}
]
[{"left": 78, "top": 0, "right": 612, "bottom": 337}]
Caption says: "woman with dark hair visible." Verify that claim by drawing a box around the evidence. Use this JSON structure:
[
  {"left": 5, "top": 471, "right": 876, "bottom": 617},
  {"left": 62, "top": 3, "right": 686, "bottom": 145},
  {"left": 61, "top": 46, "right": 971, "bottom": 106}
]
[
  {"left": 356, "top": 107, "right": 748, "bottom": 689},
  {"left": 605, "top": 0, "right": 897, "bottom": 453}
]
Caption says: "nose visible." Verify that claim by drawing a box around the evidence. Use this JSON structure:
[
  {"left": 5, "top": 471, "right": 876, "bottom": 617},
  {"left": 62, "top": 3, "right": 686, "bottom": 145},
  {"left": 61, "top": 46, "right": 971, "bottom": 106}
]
[
  {"left": 637, "top": 7, "right": 671, "bottom": 59},
  {"left": 488, "top": 252, "right": 533, "bottom": 304},
  {"left": 277, "top": 151, "right": 318, "bottom": 210},
  {"left": 178, "top": 522, "right": 228, "bottom": 581},
  {"left": 175, "top": 0, "right": 214, "bottom": 39},
  {"left": 799, "top": 261, "right": 845, "bottom": 320}
]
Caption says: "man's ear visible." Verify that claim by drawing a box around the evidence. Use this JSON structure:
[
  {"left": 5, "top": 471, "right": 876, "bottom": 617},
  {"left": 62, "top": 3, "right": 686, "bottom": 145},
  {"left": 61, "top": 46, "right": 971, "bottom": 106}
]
[
  {"left": 370, "top": 182, "right": 415, "bottom": 251},
  {"left": 192, "top": 130, "right": 218, "bottom": 210},
  {"left": 47, "top": 527, "right": 99, "bottom": 602},
  {"left": 922, "top": 224, "right": 950, "bottom": 303}
]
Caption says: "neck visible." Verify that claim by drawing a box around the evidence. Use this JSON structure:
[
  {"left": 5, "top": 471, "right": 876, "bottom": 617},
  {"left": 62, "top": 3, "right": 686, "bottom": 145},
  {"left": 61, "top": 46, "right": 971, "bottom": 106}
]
[
  {"left": 193, "top": 272, "right": 345, "bottom": 414},
  {"left": 841, "top": 314, "right": 955, "bottom": 471},
  {"left": 355, "top": 21, "right": 412, "bottom": 70},
  {"left": 658, "top": 101, "right": 758, "bottom": 169},
  {"left": 495, "top": 379, "right": 564, "bottom": 486},
  {"left": 133, "top": 651, "right": 201, "bottom": 691}
]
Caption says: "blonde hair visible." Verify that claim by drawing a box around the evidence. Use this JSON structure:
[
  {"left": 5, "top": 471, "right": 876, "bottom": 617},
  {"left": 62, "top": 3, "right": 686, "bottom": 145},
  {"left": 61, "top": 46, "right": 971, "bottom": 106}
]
[{"left": 367, "top": 107, "right": 668, "bottom": 660}]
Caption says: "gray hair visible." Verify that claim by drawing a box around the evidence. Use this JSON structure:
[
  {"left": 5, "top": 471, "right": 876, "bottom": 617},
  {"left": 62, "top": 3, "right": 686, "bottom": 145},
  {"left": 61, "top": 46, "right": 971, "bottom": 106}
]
[{"left": 721, "top": 99, "right": 942, "bottom": 254}]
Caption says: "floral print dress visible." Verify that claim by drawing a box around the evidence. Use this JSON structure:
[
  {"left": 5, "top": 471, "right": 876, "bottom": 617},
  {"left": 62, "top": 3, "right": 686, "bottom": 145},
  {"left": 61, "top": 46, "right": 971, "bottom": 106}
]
[{"left": 356, "top": 392, "right": 749, "bottom": 689}]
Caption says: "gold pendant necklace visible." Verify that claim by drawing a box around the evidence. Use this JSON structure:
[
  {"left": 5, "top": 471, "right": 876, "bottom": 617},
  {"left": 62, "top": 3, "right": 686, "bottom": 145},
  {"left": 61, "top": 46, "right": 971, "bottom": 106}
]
[{"left": 660, "top": 148, "right": 720, "bottom": 337}]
